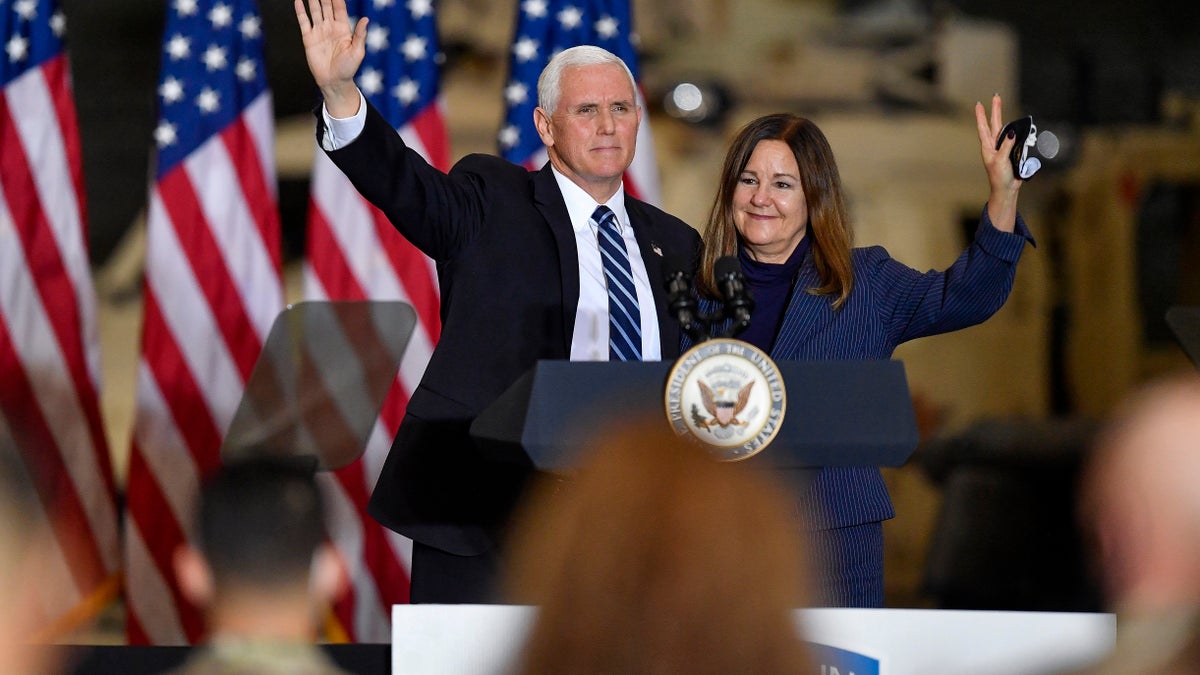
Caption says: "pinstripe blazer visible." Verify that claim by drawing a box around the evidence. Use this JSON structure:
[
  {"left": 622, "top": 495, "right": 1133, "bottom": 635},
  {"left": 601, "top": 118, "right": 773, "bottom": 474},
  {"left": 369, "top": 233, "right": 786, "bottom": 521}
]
[{"left": 693, "top": 208, "right": 1034, "bottom": 530}]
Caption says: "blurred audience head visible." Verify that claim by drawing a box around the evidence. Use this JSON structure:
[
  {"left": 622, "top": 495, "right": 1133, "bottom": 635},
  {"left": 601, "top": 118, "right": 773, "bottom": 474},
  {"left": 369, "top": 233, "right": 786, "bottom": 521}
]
[
  {"left": 1081, "top": 373, "right": 1200, "bottom": 613},
  {"left": 174, "top": 456, "right": 343, "bottom": 641},
  {"left": 504, "top": 420, "right": 813, "bottom": 674}
]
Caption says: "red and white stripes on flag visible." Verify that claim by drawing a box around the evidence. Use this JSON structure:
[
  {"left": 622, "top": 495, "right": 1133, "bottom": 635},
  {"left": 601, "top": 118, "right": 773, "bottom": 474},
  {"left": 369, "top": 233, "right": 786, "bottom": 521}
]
[
  {"left": 124, "top": 0, "right": 282, "bottom": 644},
  {"left": 303, "top": 0, "right": 447, "bottom": 643},
  {"left": 0, "top": 0, "right": 120, "bottom": 638}
]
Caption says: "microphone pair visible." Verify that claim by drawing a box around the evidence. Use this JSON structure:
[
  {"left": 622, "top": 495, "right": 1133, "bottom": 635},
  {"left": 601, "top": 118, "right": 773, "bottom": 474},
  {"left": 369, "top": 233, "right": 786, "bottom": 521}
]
[{"left": 663, "top": 256, "right": 753, "bottom": 341}]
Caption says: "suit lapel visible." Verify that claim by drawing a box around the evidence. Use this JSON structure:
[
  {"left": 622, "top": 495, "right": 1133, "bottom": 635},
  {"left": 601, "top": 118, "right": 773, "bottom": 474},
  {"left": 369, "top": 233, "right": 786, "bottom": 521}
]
[
  {"left": 625, "top": 197, "right": 673, "bottom": 357},
  {"left": 531, "top": 167, "right": 675, "bottom": 358},
  {"left": 533, "top": 164, "right": 579, "bottom": 354},
  {"left": 770, "top": 256, "right": 828, "bottom": 358}
]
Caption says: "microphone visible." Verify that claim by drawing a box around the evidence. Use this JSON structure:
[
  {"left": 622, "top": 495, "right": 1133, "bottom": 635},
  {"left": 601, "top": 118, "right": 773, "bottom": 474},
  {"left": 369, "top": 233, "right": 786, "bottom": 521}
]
[
  {"left": 662, "top": 255, "right": 706, "bottom": 342},
  {"left": 714, "top": 256, "right": 753, "bottom": 337}
]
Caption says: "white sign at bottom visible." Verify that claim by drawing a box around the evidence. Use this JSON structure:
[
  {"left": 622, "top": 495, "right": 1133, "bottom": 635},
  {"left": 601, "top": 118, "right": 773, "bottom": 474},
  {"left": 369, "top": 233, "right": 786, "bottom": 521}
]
[{"left": 391, "top": 604, "right": 1115, "bottom": 675}]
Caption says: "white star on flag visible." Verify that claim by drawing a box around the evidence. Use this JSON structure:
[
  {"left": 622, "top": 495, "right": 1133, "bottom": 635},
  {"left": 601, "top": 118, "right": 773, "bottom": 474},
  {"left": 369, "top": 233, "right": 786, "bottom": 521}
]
[
  {"left": 366, "top": 25, "right": 389, "bottom": 51},
  {"left": 14, "top": 0, "right": 37, "bottom": 20},
  {"left": 522, "top": 0, "right": 547, "bottom": 18},
  {"left": 498, "top": 125, "right": 520, "bottom": 148},
  {"left": 239, "top": 14, "right": 261, "bottom": 39},
  {"left": 400, "top": 34, "right": 426, "bottom": 61},
  {"left": 595, "top": 15, "right": 618, "bottom": 38},
  {"left": 208, "top": 3, "right": 232, "bottom": 28},
  {"left": 236, "top": 57, "right": 256, "bottom": 81},
  {"left": 504, "top": 81, "right": 528, "bottom": 105},
  {"left": 393, "top": 77, "right": 419, "bottom": 104},
  {"left": 174, "top": 0, "right": 198, "bottom": 17},
  {"left": 201, "top": 44, "right": 227, "bottom": 70},
  {"left": 372, "top": 0, "right": 394, "bottom": 8},
  {"left": 512, "top": 36, "right": 538, "bottom": 62},
  {"left": 6, "top": 34, "right": 28, "bottom": 62},
  {"left": 153, "top": 121, "right": 178, "bottom": 148},
  {"left": 557, "top": 6, "right": 582, "bottom": 29},
  {"left": 358, "top": 66, "right": 383, "bottom": 95},
  {"left": 196, "top": 87, "right": 220, "bottom": 113},
  {"left": 408, "top": 0, "right": 432, "bottom": 18},
  {"left": 166, "top": 34, "right": 190, "bottom": 60},
  {"left": 49, "top": 11, "right": 65, "bottom": 36},
  {"left": 159, "top": 76, "right": 184, "bottom": 103}
]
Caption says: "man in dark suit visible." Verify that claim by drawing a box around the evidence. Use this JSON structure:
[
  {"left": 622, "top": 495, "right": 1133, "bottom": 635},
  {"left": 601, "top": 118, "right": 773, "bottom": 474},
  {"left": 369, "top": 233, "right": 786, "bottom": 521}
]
[{"left": 295, "top": 0, "right": 701, "bottom": 603}]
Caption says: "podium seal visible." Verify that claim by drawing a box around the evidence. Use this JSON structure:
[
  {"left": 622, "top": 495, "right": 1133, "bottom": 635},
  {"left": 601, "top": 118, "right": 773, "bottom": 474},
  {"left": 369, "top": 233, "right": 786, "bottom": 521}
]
[{"left": 664, "top": 338, "right": 786, "bottom": 461}]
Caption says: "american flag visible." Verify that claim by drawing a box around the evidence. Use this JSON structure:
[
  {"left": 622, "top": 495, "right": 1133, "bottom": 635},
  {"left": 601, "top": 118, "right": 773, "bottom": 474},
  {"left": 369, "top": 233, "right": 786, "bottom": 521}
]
[
  {"left": 498, "top": 0, "right": 661, "bottom": 205},
  {"left": 0, "top": 0, "right": 120, "bottom": 638},
  {"left": 303, "top": 0, "right": 446, "bottom": 642},
  {"left": 124, "top": 0, "right": 283, "bottom": 644}
]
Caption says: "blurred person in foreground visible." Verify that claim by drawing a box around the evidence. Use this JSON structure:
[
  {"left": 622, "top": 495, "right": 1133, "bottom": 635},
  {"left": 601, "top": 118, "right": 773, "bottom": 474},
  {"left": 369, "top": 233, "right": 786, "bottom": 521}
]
[
  {"left": 170, "top": 457, "right": 348, "bottom": 675},
  {"left": 690, "top": 96, "right": 1035, "bottom": 606},
  {"left": 1067, "top": 374, "right": 1200, "bottom": 674},
  {"left": 0, "top": 424, "right": 62, "bottom": 674},
  {"left": 503, "top": 422, "right": 814, "bottom": 674}
]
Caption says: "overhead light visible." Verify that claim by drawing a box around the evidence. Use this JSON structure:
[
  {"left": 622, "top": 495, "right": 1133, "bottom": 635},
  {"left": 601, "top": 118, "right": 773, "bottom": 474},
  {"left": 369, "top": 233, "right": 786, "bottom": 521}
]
[{"left": 662, "top": 80, "right": 731, "bottom": 127}]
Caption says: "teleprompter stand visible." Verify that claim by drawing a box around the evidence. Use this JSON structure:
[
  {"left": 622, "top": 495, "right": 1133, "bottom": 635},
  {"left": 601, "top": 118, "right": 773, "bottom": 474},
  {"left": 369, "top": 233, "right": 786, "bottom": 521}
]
[
  {"left": 220, "top": 301, "right": 417, "bottom": 470},
  {"left": 1166, "top": 305, "right": 1200, "bottom": 369}
]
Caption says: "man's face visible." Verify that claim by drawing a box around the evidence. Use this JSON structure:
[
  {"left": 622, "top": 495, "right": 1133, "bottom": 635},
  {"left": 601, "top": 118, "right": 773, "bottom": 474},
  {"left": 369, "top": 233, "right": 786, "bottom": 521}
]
[{"left": 534, "top": 63, "right": 641, "bottom": 202}]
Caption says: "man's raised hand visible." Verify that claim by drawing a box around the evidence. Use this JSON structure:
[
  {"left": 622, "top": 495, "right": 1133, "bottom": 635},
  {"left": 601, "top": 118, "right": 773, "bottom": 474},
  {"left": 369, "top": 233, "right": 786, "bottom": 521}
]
[{"left": 294, "top": 0, "right": 367, "bottom": 117}]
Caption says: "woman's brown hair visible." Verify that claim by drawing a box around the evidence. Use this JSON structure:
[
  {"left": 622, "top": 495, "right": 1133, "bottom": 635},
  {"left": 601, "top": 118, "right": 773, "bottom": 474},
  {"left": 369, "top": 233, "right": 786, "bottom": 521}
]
[{"left": 504, "top": 421, "right": 813, "bottom": 674}]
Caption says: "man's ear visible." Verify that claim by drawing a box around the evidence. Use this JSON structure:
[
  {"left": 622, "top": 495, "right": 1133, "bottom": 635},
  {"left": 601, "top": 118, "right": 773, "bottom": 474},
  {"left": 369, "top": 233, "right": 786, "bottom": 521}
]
[
  {"left": 310, "top": 544, "right": 348, "bottom": 604},
  {"left": 533, "top": 107, "right": 555, "bottom": 148},
  {"left": 174, "top": 545, "right": 214, "bottom": 607}
]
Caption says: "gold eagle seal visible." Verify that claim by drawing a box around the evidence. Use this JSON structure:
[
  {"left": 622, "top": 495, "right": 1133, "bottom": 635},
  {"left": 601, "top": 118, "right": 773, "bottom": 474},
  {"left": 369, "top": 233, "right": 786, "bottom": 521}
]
[{"left": 664, "top": 338, "right": 786, "bottom": 461}]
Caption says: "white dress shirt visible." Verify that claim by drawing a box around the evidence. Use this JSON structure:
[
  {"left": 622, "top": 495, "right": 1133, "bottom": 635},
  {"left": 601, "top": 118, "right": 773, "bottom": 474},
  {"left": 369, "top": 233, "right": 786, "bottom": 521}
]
[{"left": 549, "top": 167, "right": 661, "bottom": 361}]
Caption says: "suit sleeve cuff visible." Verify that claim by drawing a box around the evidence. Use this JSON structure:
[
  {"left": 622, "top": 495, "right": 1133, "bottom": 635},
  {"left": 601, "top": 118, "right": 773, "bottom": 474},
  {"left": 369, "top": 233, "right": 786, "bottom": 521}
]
[{"left": 976, "top": 205, "right": 1036, "bottom": 262}]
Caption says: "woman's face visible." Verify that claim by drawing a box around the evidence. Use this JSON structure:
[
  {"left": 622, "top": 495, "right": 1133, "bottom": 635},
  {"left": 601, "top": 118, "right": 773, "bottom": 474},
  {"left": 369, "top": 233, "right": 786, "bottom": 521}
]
[{"left": 732, "top": 139, "right": 808, "bottom": 264}]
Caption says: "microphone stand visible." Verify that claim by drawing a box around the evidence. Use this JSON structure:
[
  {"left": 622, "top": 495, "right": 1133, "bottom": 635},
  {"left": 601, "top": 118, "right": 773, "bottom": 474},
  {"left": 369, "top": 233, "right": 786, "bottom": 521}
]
[{"left": 664, "top": 257, "right": 754, "bottom": 343}]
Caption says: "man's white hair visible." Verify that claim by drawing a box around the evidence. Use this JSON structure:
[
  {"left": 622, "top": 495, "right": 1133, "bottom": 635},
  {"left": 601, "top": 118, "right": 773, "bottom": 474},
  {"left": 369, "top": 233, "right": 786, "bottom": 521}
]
[{"left": 537, "top": 45, "right": 637, "bottom": 114}]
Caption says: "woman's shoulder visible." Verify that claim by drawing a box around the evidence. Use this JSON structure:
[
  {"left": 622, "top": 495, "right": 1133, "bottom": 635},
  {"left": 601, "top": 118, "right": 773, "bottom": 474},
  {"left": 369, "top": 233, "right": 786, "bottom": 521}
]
[
  {"left": 847, "top": 245, "right": 915, "bottom": 295},
  {"left": 850, "top": 244, "right": 895, "bottom": 267}
]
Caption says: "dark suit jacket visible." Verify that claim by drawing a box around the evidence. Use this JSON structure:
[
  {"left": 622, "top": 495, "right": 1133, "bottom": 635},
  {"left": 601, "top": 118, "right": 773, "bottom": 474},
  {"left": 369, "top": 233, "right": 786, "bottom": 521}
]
[
  {"left": 322, "top": 101, "right": 701, "bottom": 555},
  {"left": 691, "top": 209, "right": 1034, "bottom": 531}
]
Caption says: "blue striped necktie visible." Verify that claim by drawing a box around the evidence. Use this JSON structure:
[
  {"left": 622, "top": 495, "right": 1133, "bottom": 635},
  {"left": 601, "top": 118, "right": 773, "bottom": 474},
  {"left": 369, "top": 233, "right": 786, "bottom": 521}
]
[{"left": 592, "top": 205, "right": 642, "bottom": 361}]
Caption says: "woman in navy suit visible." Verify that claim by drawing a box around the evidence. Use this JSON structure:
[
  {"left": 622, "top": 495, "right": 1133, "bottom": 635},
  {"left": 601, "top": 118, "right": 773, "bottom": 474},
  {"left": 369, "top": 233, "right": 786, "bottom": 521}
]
[{"left": 692, "top": 95, "right": 1035, "bottom": 606}]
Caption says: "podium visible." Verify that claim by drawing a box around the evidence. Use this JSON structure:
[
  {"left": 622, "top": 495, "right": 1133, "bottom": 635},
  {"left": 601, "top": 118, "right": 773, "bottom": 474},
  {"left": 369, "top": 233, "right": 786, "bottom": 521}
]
[{"left": 470, "top": 358, "right": 920, "bottom": 475}]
